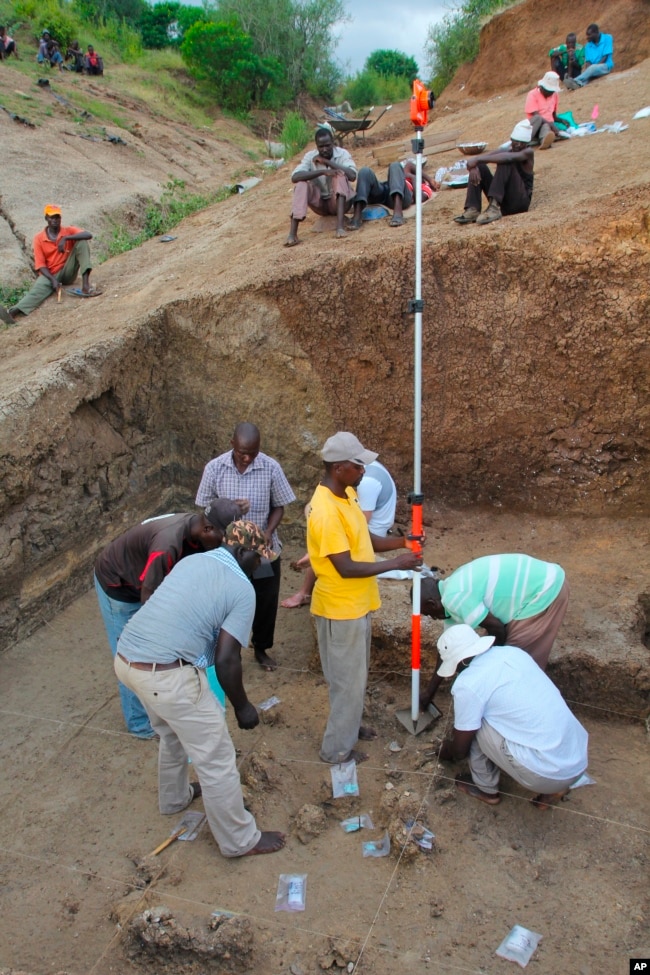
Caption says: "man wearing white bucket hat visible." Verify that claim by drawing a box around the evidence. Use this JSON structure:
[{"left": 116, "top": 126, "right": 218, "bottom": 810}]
[
  {"left": 436, "top": 625, "right": 588, "bottom": 809},
  {"left": 453, "top": 120, "right": 534, "bottom": 225},
  {"left": 524, "top": 70, "right": 564, "bottom": 149}
]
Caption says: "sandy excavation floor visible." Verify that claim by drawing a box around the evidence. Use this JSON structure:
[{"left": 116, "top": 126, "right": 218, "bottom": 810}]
[{"left": 0, "top": 512, "right": 648, "bottom": 975}]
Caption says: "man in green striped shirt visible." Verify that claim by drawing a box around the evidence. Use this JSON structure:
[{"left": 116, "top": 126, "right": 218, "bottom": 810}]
[{"left": 419, "top": 554, "right": 569, "bottom": 709}]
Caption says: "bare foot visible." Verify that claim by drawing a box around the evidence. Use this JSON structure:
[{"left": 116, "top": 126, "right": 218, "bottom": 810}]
[
  {"left": 284, "top": 235, "right": 301, "bottom": 247},
  {"left": 242, "top": 831, "right": 286, "bottom": 855},
  {"left": 281, "top": 592, "right": 311, "bottom": 608},
  {"left": 347, "top": 219, "right": 362, "bottom": 231},
  {"left": 335, "top": 228, "right": 348, "bottom": 239},
  {"left": 531, "top": 789, "right": 569, "bottom": 810},
  {"left": 389, "top": 215, "right": 404, "bottom": 227},
  {"left": 254, "top": 649, "right": 277, "bottom": 671}
]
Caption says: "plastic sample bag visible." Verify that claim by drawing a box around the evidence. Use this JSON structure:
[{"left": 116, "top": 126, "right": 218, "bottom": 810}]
[
  {"left": 331, "top": 759, "right": 359, "bottom": 797},
  {"left": 275, "top": 874, "right": 307, "bottom": 912},
  {"left": 495, "top": 925, "right": 542, "bottom": 968}
]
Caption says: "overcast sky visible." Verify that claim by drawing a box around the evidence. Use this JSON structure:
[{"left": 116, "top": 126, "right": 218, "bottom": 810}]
[
  {"left": 333, "top": 0, "right": 449, "bottom": 76},
  {"left": 161, "top": 0, "right": 451, "bottom": 78}
]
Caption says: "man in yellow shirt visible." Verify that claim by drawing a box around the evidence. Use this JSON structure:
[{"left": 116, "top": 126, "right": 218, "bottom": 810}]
[{"left": 307, "top": 432, "right": 421, "bottom": 763}]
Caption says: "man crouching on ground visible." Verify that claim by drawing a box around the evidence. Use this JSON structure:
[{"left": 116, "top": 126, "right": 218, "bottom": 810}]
[{"left": 114, "top": 521, "right": 286, "bottom": 858}]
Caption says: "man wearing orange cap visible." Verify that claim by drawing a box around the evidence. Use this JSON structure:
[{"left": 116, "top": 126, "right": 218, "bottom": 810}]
[{"left": 0, "top": 204, "right": 99, "bottom": 324}]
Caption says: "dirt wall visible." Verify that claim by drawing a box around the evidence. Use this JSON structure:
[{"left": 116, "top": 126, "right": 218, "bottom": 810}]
[
  {"left": 1, "top": 201, "right": 648, "bottom": 652},
  {"left": 451, "top": 0, "right": 650, "bottom": 101}
]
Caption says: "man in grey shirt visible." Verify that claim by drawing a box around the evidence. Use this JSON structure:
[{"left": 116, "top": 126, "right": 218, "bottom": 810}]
[{"left": 115, "top": 524, "right": 285, "bottom": 858}]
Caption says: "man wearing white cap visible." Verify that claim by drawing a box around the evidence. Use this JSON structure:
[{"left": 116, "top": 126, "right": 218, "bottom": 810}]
[
  {"left": 436, "top": 624, "right": 588, "bottom": 809},
  {"left": 454, "top": 120, "right": 534, "bottom": 225},
  {"left": 307, "top": 432, "right": 421, "bottom": 763},
  {"left": 524, "top": 70, "right": 563, "bottom": 150}
]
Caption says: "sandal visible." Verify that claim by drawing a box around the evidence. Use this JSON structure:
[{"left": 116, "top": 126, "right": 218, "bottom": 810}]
[{"left": 455, "top": 773, "right": 501, "bottom": 805}]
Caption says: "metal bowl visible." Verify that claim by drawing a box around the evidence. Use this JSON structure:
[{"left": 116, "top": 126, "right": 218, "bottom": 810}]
[{"left": 457, "top": 142, "right": 487, "bottom": 155}]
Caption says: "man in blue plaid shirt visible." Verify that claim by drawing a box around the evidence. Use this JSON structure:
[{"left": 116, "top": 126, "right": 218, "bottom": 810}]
[{"left": 196, "top": 422, "right": 296, "bottom": 670}]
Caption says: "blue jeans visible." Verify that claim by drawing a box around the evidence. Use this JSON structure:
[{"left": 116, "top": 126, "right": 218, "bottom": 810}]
[
  {"left": 574, "top": 63, "right": 610, "bottom": 86},
  {"left": 94, "top": 574, "right": 154, "bottom": 737}
]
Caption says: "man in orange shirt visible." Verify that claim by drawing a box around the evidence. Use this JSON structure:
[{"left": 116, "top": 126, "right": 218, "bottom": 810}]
[{"left": 0, "top": 204, "right": 100, "bottom": 324}]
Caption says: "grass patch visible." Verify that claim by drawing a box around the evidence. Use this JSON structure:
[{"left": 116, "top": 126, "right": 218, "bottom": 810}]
[
  {"left": 98, "top": 178, "right": 234, "bottom": 261},
  {"left": 64, "top": 92, "right": 129, "bottom": 129},
  {"left": 280, "top": 111, "right": 310, "bottom": 158},
  {"left": 0, "top": 282, "right": 31, "bottom": 327}
]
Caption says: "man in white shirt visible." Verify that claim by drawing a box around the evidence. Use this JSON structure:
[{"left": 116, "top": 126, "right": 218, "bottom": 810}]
[{"left": 435, "top": 624, "right": 588, "bottom": 809}]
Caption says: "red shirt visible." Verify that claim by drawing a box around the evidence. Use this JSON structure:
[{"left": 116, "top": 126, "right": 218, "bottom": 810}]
[
  {"left": 33, "top": 225, "right": 83, "bottom": 275},
  {"left": 524, "top": 87, "right": 558, "bottom": 124}
]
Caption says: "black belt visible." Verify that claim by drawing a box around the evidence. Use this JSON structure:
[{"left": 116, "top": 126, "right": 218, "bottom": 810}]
[{"left": 117, "top": 652, "right": 191, "bottom": 672}]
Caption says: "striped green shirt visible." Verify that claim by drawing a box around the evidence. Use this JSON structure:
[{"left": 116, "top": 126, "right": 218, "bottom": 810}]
[{"left": 439, "top": 554, "right": 565, "bottom": 628}]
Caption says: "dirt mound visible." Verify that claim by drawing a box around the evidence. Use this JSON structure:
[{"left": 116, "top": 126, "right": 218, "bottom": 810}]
[{"left": 442, "top": 0, "right": 650, "bottom": 102}]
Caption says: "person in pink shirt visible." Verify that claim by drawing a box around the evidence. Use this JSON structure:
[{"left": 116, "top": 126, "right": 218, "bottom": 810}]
[{"left": 524, "top": 71, "right": 562, "bottom": 150}]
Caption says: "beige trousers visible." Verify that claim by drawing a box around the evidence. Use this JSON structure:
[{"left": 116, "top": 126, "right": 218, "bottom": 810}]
[{"left": 114, "top": 655, "right": 260, "bottom": 857}]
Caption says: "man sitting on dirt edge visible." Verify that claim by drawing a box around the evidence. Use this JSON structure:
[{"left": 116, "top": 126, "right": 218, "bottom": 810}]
[
  {"left": 0, "top": 204, "right": 100, "bottom": 324},
  {"left": 348, "top": 160, "right": 438, "bottom": 230},
  {"left": 453, "top": 120, "right": 534, "bottom": 226},
  {"left": 285, "top": 125, "right": 356, "bottom": 246},
  {"left": 565, "top": 24, "right": 614, "bottom": 90},
  {"left": 435, "top": 624, "right": 588, "bottom": 809}
]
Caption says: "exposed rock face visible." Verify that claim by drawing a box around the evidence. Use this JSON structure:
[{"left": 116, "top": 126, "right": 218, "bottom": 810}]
[{"left": 1, "top": 204, "right": 647, "bottom": 651}]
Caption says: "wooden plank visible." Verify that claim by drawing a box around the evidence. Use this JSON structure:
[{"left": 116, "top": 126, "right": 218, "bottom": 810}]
[
  {"left": 423, "top": 128, "right": 462, "bottom": 146},
  {"left": 372, "top": 128, "right": 462, "bottom": 165}
]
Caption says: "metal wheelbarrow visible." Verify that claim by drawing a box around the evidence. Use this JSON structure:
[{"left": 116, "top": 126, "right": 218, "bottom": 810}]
[{"left": 322, "top": 104, "right": 392, "bottom": 144}]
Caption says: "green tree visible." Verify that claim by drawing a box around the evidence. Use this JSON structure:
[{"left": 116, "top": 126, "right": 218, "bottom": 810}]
[
  {"left": 216, "top": 0, "right": 345, "bottom": 97},
  {"left": 140, "top": 2, "right": 205, "bottom": 48},
  {"left": 365, "top": 49, "right": 418, "bottom": 81},
  {"left": 73, "top": 0, "right": 148, "bottom": 26},
  {"left": 181, "top": 20, "right": 287, "bottom": 111}
]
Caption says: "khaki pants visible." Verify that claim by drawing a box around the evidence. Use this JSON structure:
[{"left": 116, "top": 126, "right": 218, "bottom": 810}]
[
  {"left": 14, "top": 240, "right": 92, "bottom": 316},
  {"left": 114, "top": 655, "right": 260, "bottom": 857},
  {"left": 469, "top": 719, "right": 586, "bottom": 796},
  {"left": 315, "top": 613, "right": 371, "bottom": 763},
  {"left": 506, "top": 579, "right": 570, "bottom": 670}
]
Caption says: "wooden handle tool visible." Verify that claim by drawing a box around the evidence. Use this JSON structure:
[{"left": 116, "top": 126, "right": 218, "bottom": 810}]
[{"left": 149, "top": 825, "right": 186, "bottom": 857}]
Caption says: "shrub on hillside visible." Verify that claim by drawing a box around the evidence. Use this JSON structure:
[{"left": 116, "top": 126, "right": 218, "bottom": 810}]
[
  {"left": 341, "top": 68, "right": 410, "bottom": 110},
  {"left": 425, "top": 0, "right": 514, "bottom": 92},
  {"left": 15, "top": 0, "right": 78, "bottom": 52},
  {"left": 181, "top": 20, "right": 288, "bottom": 112},
  {"left": 280, "top": 111, "right": 311, "bottom": 158}
]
